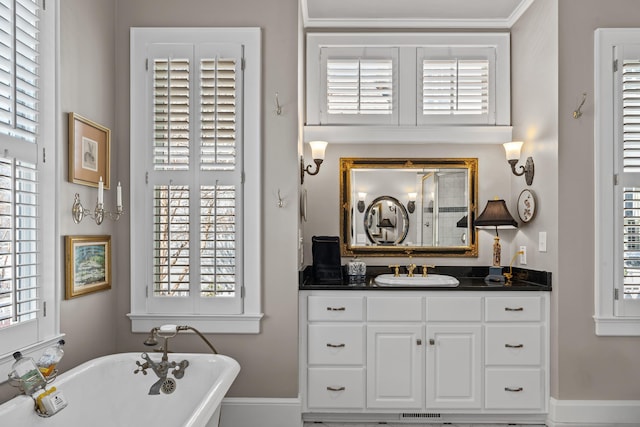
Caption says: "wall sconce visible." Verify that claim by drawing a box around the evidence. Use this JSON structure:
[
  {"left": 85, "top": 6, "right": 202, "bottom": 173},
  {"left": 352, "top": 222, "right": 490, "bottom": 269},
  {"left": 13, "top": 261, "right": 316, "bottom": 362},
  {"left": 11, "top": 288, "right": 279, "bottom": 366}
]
[
  {"left": 503, "top": 141, "right": 534, "bottom": 186},
  {"left": 407, "top": 192, "right": 417, "bottom": 213},
  {"left": 300, "top": 140, "right": 328, "bottom": 184},
  {"left": 72, "top": 178, "right": 123, "bottom": 225},
  {"left": 474, "top": 198, "right": 518, "bottom": 267},
  {"left": 357, "top": 192, "right": 367, "bottom": 213}
]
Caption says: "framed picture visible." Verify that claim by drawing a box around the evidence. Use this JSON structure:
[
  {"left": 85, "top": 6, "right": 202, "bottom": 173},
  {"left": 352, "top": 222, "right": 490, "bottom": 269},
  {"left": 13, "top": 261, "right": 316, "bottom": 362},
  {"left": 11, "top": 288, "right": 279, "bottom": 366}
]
[
  {"left": 68, "top": 113, "right": 111, "bottom": 188},
  {"left": 65, "top": 235, "right": 111, "bottom": 299}
]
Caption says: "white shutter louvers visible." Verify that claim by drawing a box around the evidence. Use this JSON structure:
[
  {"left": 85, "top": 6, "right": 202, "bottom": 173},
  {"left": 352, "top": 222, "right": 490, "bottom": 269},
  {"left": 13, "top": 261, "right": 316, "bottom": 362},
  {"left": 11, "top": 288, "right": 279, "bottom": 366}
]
[
  {"left": 422, "top": 59, "right": 489, "bottom": 116},
  {"left": 326, "top": 58, "right": 393, "bottom": 116}
]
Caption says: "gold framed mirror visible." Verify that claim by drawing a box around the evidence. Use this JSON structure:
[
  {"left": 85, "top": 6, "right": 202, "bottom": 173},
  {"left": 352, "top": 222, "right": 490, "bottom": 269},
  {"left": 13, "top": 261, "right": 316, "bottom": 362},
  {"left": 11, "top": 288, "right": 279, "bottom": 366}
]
[{"left": 340, "top": 158, "right": 478, "bottom": 257}]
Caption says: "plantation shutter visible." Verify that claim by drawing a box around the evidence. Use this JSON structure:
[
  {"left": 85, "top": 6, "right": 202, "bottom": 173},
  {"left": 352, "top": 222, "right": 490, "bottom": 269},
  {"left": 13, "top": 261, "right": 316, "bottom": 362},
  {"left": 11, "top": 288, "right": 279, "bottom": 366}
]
[
  {"left": 421, "top": 59, "right": 489, "bottom": 116},
  {"left": 615, "top": 44, "right": 640, "bottom": 316},
  {"left": 320, "top": 47, "right": 398, "bottom": 125},
  {"left": 417, "top": 47, "right": 495, "bottom": 125},
  {"left": 0, "top": 0, "right": 40, "bottom": 335},
  {"left": 147, "top": 42, "right": 243, "bottom": 315},
  {"left": 326, "top": 59, "right": 393, "bottom": 115}
]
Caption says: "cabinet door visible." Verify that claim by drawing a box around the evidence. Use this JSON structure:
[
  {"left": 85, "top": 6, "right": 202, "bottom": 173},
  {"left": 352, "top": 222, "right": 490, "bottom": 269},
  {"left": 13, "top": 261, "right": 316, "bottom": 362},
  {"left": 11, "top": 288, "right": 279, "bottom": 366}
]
[
  {"left": 366, "top": 324, "right": 423, "bottom": 409},
  {"left": 426, "top": 324, "right": 482, "bottom": 409}
]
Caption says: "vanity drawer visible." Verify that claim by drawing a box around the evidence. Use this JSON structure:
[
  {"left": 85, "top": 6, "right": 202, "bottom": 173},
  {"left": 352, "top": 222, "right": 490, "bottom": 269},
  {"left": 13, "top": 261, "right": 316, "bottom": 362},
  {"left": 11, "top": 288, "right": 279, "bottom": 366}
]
[
  {"left": 367, "top": 296, "right": 422, "bottom": 321},
  {"left": 485, "top": 368, "right": 543, "bottom": 410},
  {"left": 308, "top": 296, "right": 364, "bottom": 321},
  {"left": 426, "top": 296, "right": 482, "bottom": 321},
  {"left": 485, "top": 325, "right": 542, "bottom": 366},
  {"left": 485, "top": 296, "right": 542, "bottom": 322},
  {"left": 308, "top": 324, "right": 364, "bottom": 365},
  {"left": 308, "top": 367, "right": 365, "bottom": 409}
]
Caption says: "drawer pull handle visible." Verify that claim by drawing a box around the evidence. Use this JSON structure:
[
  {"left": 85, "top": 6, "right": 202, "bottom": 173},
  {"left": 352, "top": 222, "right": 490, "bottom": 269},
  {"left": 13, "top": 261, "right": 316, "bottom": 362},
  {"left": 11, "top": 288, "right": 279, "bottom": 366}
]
[
  {"left": 327, "top": 386, "right": 345, "bottom": 392},
  {"left": 505, "top": 307, "right": 524, "bottom": 312},
  {"left": 505, "top": 343, "right": 524, "bottom": 349},
  {"left": 326, "top": 343, "right": 345, "bottom": 348},
  {"left": 505, "top": 387, "right": 524, "bottom": 392},
  {"left": 326, "top": 307, "right": 346, "bottom": 311}
]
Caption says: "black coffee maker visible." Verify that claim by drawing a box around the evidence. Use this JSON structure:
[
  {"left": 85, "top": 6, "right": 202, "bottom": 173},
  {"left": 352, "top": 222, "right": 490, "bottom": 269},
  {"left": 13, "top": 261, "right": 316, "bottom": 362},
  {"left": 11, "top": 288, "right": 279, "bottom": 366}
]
[{"left": 312, "top": 236, "right": 343, "bottom": 284}]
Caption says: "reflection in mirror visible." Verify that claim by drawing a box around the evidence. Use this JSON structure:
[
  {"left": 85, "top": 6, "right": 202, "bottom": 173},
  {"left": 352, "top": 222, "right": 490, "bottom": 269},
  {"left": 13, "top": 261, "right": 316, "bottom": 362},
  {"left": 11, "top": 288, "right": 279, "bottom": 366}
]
[
  {"left": 340, "top": 158, "right": 478, "bottom": 257},
  {"left": 364, "top": 196, "right": 409, "bottom": 245}
]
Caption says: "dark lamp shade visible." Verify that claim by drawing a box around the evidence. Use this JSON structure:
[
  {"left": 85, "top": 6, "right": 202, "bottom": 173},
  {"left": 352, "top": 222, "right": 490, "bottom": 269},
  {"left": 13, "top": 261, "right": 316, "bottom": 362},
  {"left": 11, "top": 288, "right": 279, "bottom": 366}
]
[
  {"left": 474, "top": 199, "right": 518, "bottom": 229},
  {"left": 378, "top": 218, "right": 395, "bottom": 228}
]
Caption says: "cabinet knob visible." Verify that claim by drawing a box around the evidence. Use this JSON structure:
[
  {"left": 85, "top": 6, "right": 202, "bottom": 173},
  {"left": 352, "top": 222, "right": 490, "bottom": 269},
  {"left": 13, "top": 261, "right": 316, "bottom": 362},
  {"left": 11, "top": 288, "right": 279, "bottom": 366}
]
[
  {"left": 429, "top": 338, "right": 435, "bottom": 345},
  {"left": 416, "top": 339, "right": 422, "bottom": 345}
]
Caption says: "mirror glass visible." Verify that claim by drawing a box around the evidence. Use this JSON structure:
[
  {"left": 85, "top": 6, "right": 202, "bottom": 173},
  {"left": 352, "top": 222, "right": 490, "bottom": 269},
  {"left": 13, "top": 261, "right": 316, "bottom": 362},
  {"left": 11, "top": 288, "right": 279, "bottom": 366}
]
[{"left": 340, "top": 158, "right": 478, "bottom": 257}]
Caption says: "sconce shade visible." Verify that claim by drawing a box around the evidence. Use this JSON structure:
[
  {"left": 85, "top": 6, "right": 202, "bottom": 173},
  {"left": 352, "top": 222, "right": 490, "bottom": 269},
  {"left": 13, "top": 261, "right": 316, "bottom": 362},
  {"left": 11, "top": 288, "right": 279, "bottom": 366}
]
[
  {"left": 301, "top": 141, "right": 329, "bottom": 184},
  {"left": 309, "top": 140, "right": 328, "bottom": 160},
  {"left": 474, "top": 199, "right": 518, "bottom": 229},
  {"left": 503, "top": 141, "right": 523, "bottom": 161}
]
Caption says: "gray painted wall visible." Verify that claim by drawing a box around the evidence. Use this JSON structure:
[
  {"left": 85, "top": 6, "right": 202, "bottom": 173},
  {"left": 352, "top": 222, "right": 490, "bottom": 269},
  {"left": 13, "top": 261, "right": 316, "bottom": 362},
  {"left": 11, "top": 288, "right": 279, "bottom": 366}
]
[{"left": 558, "top": 0, "right": 640, "bottom": 399}]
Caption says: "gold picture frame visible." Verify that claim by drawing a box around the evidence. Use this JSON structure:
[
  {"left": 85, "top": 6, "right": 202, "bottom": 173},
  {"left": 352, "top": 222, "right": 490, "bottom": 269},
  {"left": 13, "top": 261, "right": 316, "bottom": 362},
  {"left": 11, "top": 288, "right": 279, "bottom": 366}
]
[
  {"left": 65, "top": 235, "right": 111, "bottom": 299},
  {"left": 68, "top": 113, "right": 111, "bottom": 188}
]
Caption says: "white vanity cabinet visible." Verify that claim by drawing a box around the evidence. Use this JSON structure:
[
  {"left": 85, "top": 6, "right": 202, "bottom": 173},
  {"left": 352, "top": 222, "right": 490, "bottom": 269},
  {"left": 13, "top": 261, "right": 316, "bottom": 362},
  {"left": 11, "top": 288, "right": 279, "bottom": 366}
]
[
  {"left": 366, "top": 296, "right": 423, "bottom": 409},
  {"left": 425, "top": 297, "right": 482, "bottom": 409},
  {"left": 305, "top": 296, "right": 366, "bottom": 409},
  {"left": 299, "top": 290, "right": 550, "bottom": 423}
]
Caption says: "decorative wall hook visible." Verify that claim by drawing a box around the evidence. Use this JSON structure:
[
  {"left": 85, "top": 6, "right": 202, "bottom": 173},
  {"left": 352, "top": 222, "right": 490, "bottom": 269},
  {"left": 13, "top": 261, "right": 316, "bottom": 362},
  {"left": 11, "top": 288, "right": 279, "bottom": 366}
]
[
  {"left": 275, "top": 92, "right": 282, "bottom": 116},
  {"left": 277, "top": 189, "right": 284, "bottom": 208},
  {"left": 573, "top": 92, "right": 587, "bottom": 119}
]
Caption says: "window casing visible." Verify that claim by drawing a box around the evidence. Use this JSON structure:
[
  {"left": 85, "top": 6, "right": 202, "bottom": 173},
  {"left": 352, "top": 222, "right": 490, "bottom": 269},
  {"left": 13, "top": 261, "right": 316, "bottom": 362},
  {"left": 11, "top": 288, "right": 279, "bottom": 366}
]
[
  {"left": 595, "top": 28, "right": 640, "bottom": 335},
  {"left": 0, "top": 0, "right": 58, "bottom": 367},
  {"left": 129, "top": 28, "right": 262, "bottom": 334},
  {"left": 306, "top": 33, "right": 509, "bottom": 130}
]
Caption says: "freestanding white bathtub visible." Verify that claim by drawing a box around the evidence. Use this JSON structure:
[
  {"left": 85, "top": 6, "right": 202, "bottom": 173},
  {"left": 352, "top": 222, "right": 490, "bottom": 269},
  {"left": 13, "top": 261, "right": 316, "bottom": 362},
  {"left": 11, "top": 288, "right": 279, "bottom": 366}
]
[{"left": 0, "top": 352, "right": 240, "bottom": 427}]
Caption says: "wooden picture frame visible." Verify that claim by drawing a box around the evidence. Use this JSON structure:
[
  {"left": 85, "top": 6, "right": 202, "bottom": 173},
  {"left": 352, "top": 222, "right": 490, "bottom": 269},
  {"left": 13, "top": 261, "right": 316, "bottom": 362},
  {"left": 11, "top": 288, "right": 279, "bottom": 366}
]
[
  {"left": 68, "top": 113, "right": 111, "bottom": 188},
  {"left": 65, "top": 235, "right": 111, "bottom": 299}
]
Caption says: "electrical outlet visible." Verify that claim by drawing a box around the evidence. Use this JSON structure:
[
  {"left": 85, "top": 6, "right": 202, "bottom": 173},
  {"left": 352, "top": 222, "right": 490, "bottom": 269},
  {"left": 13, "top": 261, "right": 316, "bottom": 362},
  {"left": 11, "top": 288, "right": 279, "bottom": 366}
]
[{"left": 519, "top": 246, "right": 527, "bottom": 265}]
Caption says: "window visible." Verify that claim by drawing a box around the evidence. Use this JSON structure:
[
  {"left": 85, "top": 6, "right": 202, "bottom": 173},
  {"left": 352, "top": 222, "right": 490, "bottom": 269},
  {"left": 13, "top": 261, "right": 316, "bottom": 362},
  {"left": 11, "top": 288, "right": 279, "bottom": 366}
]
[
  {"left": 306, "top": 33, "right": 509, "bottom": 130},
  {"left": 320, "top": 47, "right": 398, "bottom": 125},
  {"left": 418, "top": 47, "right": 494, "bottom": 125},
  {"left": 595, "top": 28, "right": 640, "bottom": 335},
  {"left": 129, "top": 28, "right": 262, "bottom": 334},
  {"left": 0, "top": 0, "right": 57, "bottom": 361}
]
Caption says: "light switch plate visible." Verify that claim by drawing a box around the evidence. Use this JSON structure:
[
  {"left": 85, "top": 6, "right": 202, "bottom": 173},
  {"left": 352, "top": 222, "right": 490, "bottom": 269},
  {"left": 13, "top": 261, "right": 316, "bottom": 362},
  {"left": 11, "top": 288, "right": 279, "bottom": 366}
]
[{"left": 539, "top": 231, "right": 547, "bottom": 252}]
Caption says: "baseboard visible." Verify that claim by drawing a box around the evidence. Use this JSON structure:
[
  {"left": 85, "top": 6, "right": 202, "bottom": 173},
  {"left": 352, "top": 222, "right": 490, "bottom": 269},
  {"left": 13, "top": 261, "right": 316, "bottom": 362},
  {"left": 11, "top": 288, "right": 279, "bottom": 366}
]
[
  {"left": 219, "top": 397, "right": 302, "bottom": 427},
  {"left": 548, "top": 397, "right": 640, "bottom": 426}
]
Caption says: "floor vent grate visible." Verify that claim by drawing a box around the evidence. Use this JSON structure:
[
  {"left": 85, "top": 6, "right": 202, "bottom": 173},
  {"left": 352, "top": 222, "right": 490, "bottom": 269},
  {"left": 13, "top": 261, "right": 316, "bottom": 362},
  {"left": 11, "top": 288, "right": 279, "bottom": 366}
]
[{"left": 401, "top": 412, "right": 442, "bottom": 419}]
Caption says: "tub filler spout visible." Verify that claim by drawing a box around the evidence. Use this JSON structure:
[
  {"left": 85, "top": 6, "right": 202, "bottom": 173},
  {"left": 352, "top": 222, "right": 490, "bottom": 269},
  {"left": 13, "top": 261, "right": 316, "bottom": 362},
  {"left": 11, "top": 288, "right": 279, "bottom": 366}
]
[{"left": 134, "top": 352, "right": 189, "bottom": 395}]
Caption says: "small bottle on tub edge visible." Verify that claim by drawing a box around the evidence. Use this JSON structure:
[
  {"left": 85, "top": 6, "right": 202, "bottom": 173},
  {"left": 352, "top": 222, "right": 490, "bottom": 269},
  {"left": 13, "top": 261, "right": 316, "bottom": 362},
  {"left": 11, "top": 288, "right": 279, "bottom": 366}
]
[{"left": 37, "top": 339, "right": 65, "bottom": 377}]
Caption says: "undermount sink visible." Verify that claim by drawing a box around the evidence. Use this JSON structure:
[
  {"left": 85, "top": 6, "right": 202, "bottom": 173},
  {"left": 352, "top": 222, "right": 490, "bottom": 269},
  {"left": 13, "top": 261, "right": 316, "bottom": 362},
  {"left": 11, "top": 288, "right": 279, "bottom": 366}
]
[{"left": 374, "top": 274, "right": 460, "bottom": 287}]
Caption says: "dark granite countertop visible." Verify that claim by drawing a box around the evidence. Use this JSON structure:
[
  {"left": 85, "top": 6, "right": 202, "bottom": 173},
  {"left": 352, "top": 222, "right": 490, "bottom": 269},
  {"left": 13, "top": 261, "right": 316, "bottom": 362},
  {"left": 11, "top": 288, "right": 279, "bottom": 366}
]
[{"left": 299, "top": 265, "right": 551, "bottom": 292}]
